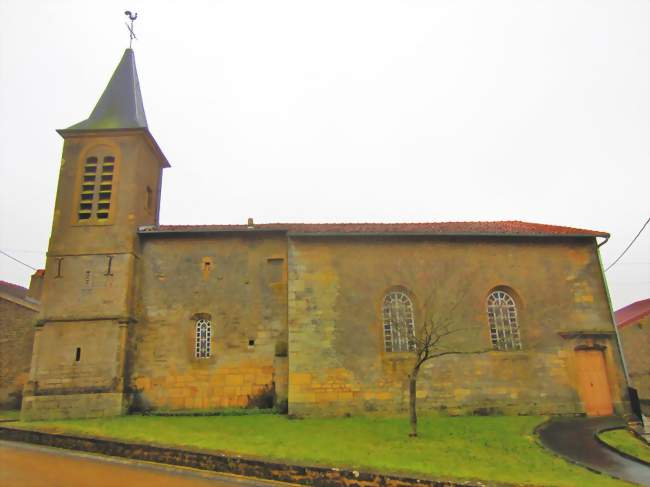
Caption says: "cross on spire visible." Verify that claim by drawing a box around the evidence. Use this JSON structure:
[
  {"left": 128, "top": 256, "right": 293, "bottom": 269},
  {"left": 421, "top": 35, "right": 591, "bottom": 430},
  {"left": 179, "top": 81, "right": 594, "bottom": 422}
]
[{"left": 124, "top": 11, "right": 138, "bottom": 48}]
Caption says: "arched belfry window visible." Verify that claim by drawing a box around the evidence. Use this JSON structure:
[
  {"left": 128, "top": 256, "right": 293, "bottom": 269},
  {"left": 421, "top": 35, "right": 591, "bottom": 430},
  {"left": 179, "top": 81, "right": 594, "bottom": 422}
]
[
  {"left": 383, "top": 290, "right": 416, "bottom": 352},
  {"left": 487, "top": 290, "right": 522, "bottom": 351},
  {"left": 195, "top": 319, "right": 212, "bottom": 358}
]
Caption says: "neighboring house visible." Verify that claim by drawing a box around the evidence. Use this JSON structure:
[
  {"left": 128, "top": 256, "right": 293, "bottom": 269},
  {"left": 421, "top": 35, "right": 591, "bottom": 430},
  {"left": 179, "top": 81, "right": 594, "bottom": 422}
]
[
  {"left": 20, "top": 47, "right": 631, "bottom": 421},
  {"left": 0, "top": 274, "right": 41, "bottom": 408},
  {"left": 615, "top": 298, "right": 650, "bottom": 430}
]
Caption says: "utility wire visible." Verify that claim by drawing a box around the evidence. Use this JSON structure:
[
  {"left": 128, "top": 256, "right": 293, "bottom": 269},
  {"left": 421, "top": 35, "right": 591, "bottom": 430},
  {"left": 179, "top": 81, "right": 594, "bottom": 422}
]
[
  {"left": 0, "top": 249, "right": 38, "bottom": 271},
  {"left": 605, "top": 216, "right": 650, "bottom": 272}
]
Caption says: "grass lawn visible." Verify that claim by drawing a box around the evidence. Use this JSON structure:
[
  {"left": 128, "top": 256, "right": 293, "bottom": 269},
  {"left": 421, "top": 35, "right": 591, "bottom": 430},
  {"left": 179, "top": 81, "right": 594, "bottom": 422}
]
[
  {"left": 0, "top": 410, "right": 20, "bottom": 421},
  {"left": 10, "top": 414, "right": 630, "bottom": 486},
  {"left": 599, "top": 429, "right": 650, "bottom": 464}
]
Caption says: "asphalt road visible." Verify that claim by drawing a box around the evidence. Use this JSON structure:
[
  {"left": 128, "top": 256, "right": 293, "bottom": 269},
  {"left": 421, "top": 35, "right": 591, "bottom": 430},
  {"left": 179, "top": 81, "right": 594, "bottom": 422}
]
[
  {"left": 538, "top": 416, "right": 650, "bottom": 486},
  {"left": 0, "top": 440, "right": 295, "bottom": 487}
]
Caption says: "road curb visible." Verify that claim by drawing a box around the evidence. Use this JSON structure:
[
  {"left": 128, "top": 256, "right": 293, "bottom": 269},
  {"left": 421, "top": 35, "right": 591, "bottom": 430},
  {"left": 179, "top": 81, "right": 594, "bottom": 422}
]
[
  {"left": 533, "top": 419, "right": 611, "bottom": 477},
  {"left": 0, "top": 426, "right": 507, "bottom": 487},
  {"left": 595, "top": 427, "right": 650, "bottom": 467}
]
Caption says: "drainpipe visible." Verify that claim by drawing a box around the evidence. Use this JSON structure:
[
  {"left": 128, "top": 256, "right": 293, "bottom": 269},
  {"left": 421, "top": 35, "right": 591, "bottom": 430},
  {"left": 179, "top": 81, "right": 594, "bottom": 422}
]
[{"left": 595, "top": 236, "right": 631, "bottom": 386}]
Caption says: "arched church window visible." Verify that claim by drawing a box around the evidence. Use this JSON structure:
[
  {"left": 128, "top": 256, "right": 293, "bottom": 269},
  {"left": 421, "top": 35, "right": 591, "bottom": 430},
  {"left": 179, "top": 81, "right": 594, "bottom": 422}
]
[
  {"left": 78, "top": 148, "right": 116, "bottom": 223},
  {"left": 487, "top": 290, "right": 522, "bottom": 351},
  {"left": 195, "top": 319, "right": 212, "bottom": 358},
  {"left": 383, "top": 290, "right": 416, "bottom": 352}
]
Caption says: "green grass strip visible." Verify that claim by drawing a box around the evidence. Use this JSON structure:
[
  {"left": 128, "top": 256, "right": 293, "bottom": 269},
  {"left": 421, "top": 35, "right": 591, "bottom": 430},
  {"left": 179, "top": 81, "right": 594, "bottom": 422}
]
[
  {"left": 599, "top": 429, "right": 650, "bottom": 464},
  {"left": 0, "top": 410, "right": 20, "bottom": 421},
  {"left": 12, "top": 415, "right": 629, "bottom": 486}
]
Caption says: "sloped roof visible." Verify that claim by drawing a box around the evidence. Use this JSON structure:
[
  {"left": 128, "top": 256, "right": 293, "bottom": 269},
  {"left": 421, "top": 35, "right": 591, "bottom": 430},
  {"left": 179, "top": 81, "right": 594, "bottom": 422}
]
[
  {"left": 139, "top": 220, "right": 608, "bottom": 237},
  {"left": 0, "top": 280, "right": 28, "bottom": 300},
  {"left": 615, "top": 299, "right": 650, "bottom": 328},
  {"left": 64, "top": 49, "right": 147, "bottom": 131}
]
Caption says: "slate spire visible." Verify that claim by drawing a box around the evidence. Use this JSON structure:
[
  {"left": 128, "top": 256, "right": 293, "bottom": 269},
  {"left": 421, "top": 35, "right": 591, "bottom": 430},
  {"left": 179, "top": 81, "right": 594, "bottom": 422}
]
[{"left": 65, "top": 49, "right": 147, "bottom": 131}]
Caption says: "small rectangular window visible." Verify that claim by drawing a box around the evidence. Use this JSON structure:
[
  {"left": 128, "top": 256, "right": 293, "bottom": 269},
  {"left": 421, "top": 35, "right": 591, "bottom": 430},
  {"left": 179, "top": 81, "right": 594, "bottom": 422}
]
[
  {"left": 267, "top": 258, "right": 284, "bottom": 283},
  {"left": 84, "top": 175, "right": 96, "bottom": 182},
  {"left": 75, "top": 347, "right": 81, "bottom": 362}
]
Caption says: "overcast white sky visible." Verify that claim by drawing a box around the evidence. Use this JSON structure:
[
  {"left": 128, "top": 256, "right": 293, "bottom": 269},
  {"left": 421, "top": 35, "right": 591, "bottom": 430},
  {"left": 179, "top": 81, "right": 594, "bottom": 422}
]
[{"left": 0, "top": 0, "right": 648, "bottom": 309}]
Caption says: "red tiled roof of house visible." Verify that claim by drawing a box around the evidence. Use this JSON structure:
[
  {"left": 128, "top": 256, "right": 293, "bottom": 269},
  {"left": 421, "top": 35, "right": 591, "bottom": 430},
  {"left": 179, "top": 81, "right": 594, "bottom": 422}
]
[
  {"left": 140, "top": 221, "right": 608, "bottom": 237},
  {"left": 0, "top": 280, "right": 29, "bottom": 300},
  {"left": 615, "top": 299, "right": 650, "bottom": 328}
]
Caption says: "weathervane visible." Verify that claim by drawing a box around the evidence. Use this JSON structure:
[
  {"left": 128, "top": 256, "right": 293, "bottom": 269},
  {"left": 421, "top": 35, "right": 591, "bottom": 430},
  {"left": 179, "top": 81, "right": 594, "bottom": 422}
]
[{"left": 124, "top": 11, "right": 138, "bottom": 48}]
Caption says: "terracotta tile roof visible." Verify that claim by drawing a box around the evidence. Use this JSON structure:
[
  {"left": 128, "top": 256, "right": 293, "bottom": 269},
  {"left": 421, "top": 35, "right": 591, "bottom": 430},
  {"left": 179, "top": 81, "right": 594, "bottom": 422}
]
[
  {"left": 615, "top": 299, "right": 650, "bottom": 328},
  {"left": 139, "top": 220, "right": 608, "bottom": 237},
  {"left": 0, "top": 280, "right": 29, "bottom": 300}
]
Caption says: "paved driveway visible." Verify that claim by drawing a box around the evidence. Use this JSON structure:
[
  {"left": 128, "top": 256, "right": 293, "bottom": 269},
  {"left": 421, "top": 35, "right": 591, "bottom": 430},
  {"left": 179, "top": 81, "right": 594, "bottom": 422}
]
[
  {"left": 538, "top": 416, "right": 650, "bottom": 486},
  {"left": 0, "top": 440, "right": 295, "bottom": 487}
]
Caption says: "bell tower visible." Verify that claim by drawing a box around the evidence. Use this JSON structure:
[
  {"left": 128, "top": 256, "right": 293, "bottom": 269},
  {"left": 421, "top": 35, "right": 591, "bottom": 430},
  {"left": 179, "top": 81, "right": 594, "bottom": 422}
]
[{"left": 21, "top": 48, "right": 169, "bottom": 420}]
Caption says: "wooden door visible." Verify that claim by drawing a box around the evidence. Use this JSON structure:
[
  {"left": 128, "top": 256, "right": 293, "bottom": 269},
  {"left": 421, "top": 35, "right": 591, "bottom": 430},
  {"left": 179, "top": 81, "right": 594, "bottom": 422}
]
[{"left": 575, "top": 349, "right": 614, "bottom": 416}]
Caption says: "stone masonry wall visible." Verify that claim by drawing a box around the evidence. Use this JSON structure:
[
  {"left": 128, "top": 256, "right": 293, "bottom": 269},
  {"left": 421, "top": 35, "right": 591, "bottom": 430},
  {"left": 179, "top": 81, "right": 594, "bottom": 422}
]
[
  {"left": 618, "top": 314, "right": 650, "bottom": 400},
  {"left": 128, "top": 233, "right": 288, "bottom": 410},
  {"left": 287, "top": 236, "right": 628, "bottom": 416},
  {"left": 21, "top": 393, "right": 126, "bottom": 421},
  {"left": 0, "top": 299, "right": 37, "bottom": 408},
  {"left": 27, "top": 320, "right": 126, "bottom": 395}
]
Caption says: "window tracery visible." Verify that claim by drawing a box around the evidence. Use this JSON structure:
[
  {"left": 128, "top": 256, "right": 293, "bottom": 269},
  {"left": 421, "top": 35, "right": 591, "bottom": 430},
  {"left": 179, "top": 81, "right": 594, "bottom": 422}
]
[
  {"left": 195, "top": 319, "right": 212, "bottom": 358},
  {"left": 383, "top": 290, "right": 416, "bottom": 352},
  {"left": 487, "top": 290, "right": 522, "bottom": 350}
]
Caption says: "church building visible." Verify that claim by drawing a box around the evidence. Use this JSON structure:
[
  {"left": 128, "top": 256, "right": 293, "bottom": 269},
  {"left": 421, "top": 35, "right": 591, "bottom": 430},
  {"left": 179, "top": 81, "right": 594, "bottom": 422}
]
[{"left": 21, "top": 48, "right": 631, "bottom": 420}]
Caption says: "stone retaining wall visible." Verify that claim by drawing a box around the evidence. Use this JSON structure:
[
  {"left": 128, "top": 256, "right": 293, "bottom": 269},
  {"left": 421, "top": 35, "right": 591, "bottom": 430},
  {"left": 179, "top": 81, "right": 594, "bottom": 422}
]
[{"left": 0, "top": 426, "right": 503, "bottom": 486}]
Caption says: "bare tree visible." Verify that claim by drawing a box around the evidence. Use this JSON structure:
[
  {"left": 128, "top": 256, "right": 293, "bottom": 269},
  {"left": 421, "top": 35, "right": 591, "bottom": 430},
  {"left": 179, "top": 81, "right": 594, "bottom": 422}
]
[{"left": 403, "top": 292, "right": 489, "bottom": 437}]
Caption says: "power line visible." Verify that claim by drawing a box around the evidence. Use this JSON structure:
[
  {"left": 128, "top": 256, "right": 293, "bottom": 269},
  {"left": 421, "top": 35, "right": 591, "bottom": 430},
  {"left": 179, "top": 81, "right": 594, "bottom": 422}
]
[
  {"left": 0, "top": 250, "right": 38, "bottom": 271},
  {"left": 605, "top": 216, "right": 650, "bottom": 272},
  {"left": 1, "top": 248, "right": 46, "bottom": 254}
]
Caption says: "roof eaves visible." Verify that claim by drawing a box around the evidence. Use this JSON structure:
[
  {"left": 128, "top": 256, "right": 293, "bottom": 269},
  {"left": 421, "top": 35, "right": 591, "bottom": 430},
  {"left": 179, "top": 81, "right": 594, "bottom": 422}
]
[
  {"left": 56, "top": 127, "right": 170, "bottom": 168},
  {"left": 137, "top": 228, "right": 606, "bottom": 239},
  {"left": 137, "top": 227, "right": 288, "bottom": 236},
  {"left": 0, "top": 292, "right": 40, "bottom": 312},
  {"left": 286, "top": 231, "right": 606, "bottom": 238},
  {"left": 617, "top": 310, "right": 650, "bottom": 329}
]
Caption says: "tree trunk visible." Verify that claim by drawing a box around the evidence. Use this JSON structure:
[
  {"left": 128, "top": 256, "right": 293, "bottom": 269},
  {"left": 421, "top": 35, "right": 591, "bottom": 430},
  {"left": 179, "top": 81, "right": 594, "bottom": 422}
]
[{"left": 409, "top": 366, "right": 420, "bottom": 437}]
